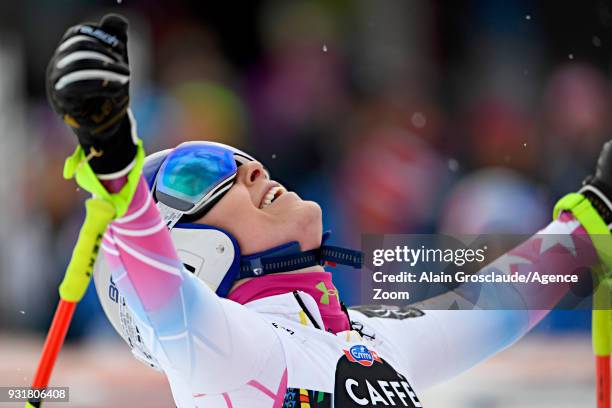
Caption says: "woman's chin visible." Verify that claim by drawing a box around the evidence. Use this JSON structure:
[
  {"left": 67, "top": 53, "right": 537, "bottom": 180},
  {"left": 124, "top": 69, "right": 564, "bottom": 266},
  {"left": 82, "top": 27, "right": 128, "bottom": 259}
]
[{"left": 294, "top": 201, "right": 323, "bottom": 250}]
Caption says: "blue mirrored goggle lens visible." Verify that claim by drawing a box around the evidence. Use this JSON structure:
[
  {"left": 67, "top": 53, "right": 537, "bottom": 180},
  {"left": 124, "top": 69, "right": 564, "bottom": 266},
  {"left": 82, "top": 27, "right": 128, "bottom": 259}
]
[{"left": 156, "top": 144, "right": 238, "bottom": 212}]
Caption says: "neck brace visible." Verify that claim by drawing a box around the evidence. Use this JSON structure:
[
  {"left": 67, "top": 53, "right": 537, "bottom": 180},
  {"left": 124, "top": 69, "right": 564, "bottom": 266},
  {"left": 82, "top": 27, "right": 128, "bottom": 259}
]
[{"left": 171, "top": 225, "right": 363, "bottom": 297}]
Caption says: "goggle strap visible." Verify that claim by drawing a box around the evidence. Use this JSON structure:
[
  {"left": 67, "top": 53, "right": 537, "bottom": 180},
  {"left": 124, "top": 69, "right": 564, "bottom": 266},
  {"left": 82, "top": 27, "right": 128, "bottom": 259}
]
[
  {"left": 199, "top": 176, "right": 234, "bottom": 210},
  {"left": 239, "top": 246, "right": 364, "bottom": 279},
  {"left": 157, "top": 201, "right": 185, "bottom": 230}
]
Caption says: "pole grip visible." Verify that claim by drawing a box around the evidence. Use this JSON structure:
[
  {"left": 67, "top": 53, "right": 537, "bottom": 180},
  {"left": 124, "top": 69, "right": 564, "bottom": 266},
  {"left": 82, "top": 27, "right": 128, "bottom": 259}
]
[{"left": 59, "top": 198, "right": 115, "bottom": 302}]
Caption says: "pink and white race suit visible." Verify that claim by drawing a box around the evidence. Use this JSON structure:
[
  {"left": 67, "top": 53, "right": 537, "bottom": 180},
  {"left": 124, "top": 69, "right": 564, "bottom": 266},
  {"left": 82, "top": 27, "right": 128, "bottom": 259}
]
[{"left": 94, "top": 176, "right": 598, "bottom": 407}]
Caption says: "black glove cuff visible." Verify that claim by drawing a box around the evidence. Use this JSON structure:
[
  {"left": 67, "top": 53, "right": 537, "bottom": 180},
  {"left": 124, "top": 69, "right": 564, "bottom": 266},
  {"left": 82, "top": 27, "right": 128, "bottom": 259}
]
[
  {"left": 82, "top": 114, "right": 137, "bottom": 177},
  {"left": 580, "top": 182, "right": 612, "bottom": 226}
]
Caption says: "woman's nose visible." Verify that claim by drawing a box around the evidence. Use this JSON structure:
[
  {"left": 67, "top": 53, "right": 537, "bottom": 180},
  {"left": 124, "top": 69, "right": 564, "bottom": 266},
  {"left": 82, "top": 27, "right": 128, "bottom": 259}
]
[{"left": 239, "top": 161, "right": 267, "bottom": 186}]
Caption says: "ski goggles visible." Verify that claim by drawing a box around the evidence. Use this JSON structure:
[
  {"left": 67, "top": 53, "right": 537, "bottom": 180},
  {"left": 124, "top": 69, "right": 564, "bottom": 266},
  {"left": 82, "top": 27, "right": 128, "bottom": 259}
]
[{"left": 153, "top": 141, "right": 267, "bottom": 228}]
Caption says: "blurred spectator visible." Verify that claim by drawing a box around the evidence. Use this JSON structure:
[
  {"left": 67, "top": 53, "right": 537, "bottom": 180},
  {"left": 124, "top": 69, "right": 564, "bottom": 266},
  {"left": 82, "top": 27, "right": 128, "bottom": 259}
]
[
  {"left": 334, "top": 127, "right": 449, "bottom": 241},
  {"left": 439, "top": 167, "right": 549, "bottom": 234},
  {"left": 463, "top": 99, "right": 539, "bottom": 174},
  {"left": 544, "top": 64, "right": 612, "bottom": 145},
  {"left": 542, "top": 64, "right": 612, "bottom": 196},
  {"left": 168, "top": 81, "right": 249, "bottom": 147}
]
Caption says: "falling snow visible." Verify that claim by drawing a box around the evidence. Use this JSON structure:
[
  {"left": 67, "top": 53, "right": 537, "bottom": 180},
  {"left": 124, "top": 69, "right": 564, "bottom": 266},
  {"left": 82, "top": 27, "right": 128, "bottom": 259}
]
[
  {"left": 19, "top": 310, "right": 25, "bottom": 315},
  {"left": 593, "top": 36, "right": 602, "bottom": 47},
  {"left": 322, "top": 45, "right": 328, "bottom": 52},
  {"left": 271, "top": 154, "right": 277, "bottom": 159},
  {"left": 523, "top": 143, "right": 527, "bottom": 147},
  {"left": 411, "top": 112, "right": 426, "bottom": 128},
  {"left": 568, "top": 53, "right": 574, "bottom": 60},
  {"left": 525, "top": 14, "right": 531, "bottom": 20},
  {"left": 448, "top": 159, "right": 459, "bottom": 172}
]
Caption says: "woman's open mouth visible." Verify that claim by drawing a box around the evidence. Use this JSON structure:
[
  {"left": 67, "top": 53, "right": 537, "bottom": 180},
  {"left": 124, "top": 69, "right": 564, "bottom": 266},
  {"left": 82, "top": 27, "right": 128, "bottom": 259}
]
[{"left": 260, "top": 185, "right": 287, "bottom": 209}]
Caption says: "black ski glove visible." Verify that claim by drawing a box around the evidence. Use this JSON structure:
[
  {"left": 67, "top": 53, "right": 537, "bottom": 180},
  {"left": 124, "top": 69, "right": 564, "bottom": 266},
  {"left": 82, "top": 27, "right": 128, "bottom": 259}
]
[
  {"left": 581, "top": 140, "right": 612, "bottom": 228},
  {"left": 46, "top": 13, "right": 136, "bottom": 176}
]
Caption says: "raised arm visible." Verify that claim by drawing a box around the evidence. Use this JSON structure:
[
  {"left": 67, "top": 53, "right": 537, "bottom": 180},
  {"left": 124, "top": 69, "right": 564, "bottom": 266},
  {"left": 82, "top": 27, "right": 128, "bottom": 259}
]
[
  {"left": 351, "top": 212, "right": 600, "bottom": 390},
  {"left": 100, "top": 174, "right": 280, "bottom": 394},
  {"left": 46, "top": 14, "right": 281, "bottom": 395},
  {"left": 352, "top": 139, "right": 612, "bottom": 390}
]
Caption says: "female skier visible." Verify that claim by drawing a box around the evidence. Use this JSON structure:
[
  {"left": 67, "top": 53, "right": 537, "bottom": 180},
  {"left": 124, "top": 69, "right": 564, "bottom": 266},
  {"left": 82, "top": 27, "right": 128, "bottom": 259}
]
[{"left": 47, "top": 15, "right": 612, "bottom": 407}]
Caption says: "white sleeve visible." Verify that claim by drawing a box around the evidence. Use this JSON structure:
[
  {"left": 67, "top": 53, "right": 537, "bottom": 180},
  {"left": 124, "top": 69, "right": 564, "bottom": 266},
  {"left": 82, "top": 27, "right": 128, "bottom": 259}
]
[{"left": 348, "top": 308, "right": 530, "bottom": 391}]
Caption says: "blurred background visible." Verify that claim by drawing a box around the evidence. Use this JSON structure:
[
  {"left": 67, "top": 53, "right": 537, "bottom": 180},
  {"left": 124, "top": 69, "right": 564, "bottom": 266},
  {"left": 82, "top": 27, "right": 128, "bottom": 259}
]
[{"left": 0, "top": 0, "right": 611, "bottom": 406}]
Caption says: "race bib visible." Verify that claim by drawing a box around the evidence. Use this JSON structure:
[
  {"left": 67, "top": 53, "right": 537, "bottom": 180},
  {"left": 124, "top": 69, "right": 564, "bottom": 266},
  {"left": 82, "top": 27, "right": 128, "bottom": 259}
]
[{"left": 334, "top": 345, "right": 422, "bottom": 407}]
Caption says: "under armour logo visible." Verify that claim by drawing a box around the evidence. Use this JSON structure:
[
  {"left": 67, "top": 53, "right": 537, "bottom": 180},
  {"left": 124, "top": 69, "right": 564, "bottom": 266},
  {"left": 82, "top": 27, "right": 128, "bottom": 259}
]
[{"left": 316, "top": 281, "right": 339, "bottom": 305}]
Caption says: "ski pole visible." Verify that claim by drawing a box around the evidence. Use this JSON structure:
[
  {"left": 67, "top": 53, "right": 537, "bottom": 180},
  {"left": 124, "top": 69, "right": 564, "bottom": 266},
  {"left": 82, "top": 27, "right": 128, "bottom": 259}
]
[
  {"left": 593, "top": 268, "right": 611, "bottom": 408},
  {"left": 25, "top": 198, "right": 115, "bottom": 408}
]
